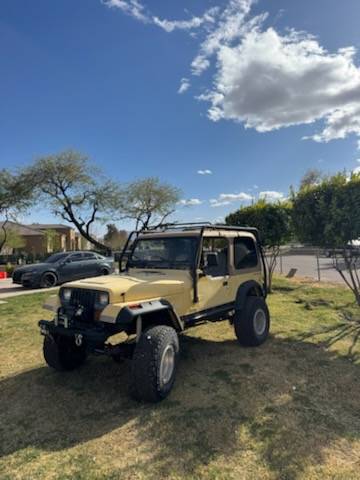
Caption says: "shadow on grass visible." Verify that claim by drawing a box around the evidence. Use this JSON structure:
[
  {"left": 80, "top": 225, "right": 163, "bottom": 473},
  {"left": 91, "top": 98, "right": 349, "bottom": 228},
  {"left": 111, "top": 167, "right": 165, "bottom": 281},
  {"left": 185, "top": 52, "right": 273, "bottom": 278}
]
[
  {"left": 1, "top": 332, "right": 360, "bottom": 479},
  {"left": 296, "top": 321, "right": 360, "bottom": 363}
]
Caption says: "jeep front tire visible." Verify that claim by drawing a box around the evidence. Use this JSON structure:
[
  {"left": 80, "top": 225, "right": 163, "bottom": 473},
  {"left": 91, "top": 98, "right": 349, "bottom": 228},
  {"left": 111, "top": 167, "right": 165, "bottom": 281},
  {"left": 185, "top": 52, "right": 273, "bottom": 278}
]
[
  {"left": 234, "top": 297, "right": 270, "bottom": 346},
  {"left": 129, "top": 325, "right": 179, "bottom": 402},
  {"left": 43, "top": 335, "right": 87, "bottom": 371}
]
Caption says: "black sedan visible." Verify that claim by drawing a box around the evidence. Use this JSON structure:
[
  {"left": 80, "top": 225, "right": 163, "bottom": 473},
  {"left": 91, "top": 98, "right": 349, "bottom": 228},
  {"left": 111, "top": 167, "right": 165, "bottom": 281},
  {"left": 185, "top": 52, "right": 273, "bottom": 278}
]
[{"left": 13, "top": 251, "right": 113, "bottom": 288}]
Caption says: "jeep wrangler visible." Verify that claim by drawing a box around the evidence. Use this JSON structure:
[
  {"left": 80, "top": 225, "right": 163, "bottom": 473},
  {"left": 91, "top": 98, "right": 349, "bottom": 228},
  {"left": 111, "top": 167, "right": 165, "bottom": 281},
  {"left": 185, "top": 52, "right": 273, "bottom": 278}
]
[{"left": 39, "top": 223, "right": 269, "bottom": 402}]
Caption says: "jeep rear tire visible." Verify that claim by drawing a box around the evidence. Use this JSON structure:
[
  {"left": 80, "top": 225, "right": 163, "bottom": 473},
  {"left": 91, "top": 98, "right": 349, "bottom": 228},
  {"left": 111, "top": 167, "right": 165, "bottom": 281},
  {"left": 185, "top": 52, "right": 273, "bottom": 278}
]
[
  {"left": 234, "top": 297, "right": 270, "bottom": 346},
  {"left": 43, "top": 335, "right": 87, "bottom": 371},
  {"left": 129, "top": 325, "right": 179, "bottom": 402}
]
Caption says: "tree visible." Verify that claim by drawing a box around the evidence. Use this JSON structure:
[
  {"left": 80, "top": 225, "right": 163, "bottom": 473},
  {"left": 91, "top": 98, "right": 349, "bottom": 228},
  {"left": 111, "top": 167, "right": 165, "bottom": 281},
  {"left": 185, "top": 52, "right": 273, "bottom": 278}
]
[
  {"left": 103, "top": 224, "right": 128, "bottom": 251},
  {"left": 118, "top": 177, "right": 181, "bottom": 231},
  {"left": 0, "top": 170, "right": 33, "bottom": 251},
  {"left": 27, "top": 150, "right": 121, "bottom": 254},
  {"left": 292, "top": 172, "right": 360, "bottom": 305},
  {"left": 299, "top": 168, "right": 324, "bottom": 190},
  {"left": 226, "top": 200, "right": 293, "bottom": 292},
  {"left": 0, "top": 228, "right": 26, "bottom": 253}
]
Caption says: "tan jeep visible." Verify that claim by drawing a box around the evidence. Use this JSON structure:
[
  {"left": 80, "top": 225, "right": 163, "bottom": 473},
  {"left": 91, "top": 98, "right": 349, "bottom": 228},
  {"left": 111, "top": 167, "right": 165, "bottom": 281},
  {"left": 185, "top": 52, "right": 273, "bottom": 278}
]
[{"left": 39, "top": 223, "right": 270, "bottom": 402}]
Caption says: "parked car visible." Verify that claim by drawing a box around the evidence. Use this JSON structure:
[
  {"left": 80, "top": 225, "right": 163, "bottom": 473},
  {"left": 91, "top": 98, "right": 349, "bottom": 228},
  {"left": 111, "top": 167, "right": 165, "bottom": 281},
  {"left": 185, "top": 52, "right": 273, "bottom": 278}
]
[
  {"left": 39, "top": 223, "right": 269, "bottom": 402},
  {"left": 13, "top": 251, "right": 113, "bottom": 288}
]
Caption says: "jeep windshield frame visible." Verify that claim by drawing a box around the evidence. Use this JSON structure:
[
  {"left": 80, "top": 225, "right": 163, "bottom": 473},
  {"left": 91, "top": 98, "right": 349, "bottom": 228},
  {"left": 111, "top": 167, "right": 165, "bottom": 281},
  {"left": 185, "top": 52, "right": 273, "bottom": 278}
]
[{"left": 127, "top": 236, "right": 198, "bottom": 270}]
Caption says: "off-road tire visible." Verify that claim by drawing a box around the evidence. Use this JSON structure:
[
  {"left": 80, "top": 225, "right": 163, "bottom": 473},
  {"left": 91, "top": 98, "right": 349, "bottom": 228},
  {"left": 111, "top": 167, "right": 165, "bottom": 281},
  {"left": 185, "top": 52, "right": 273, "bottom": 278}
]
[
  {"left": 43, "top": 335, "right": 87, "bottom": 371},
  {"left": 40, "top": 272, "right": 58, "bottom": 288},
  {"left": 234, "top": 297, "right": 270, "bottom": 346},
  {"left": 129, "top": 325, "right": 179, "bottom": 403}
]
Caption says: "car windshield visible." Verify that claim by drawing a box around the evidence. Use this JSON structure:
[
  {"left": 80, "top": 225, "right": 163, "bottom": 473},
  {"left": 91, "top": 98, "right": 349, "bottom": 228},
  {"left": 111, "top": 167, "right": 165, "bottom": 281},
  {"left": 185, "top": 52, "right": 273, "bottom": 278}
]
[
  {"left": 128, "top": 237, "right": 198, "bottom": 270},
  {"left": 45, "top": 253, "right": 69, "bottom": 263}
]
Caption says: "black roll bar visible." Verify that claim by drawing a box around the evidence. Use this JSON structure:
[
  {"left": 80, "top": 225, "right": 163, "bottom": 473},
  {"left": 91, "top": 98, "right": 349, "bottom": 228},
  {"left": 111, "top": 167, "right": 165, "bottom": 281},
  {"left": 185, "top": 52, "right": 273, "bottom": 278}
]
[{"left": 118, "top": 222, "right": 268, "bottom": 299}]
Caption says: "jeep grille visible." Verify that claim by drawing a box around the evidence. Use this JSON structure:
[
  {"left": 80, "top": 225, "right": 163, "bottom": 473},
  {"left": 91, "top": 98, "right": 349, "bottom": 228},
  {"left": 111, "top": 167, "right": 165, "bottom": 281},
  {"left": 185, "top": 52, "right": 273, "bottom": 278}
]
[{"left": 65, "top": 288, "right": 98, "bottom": 324}]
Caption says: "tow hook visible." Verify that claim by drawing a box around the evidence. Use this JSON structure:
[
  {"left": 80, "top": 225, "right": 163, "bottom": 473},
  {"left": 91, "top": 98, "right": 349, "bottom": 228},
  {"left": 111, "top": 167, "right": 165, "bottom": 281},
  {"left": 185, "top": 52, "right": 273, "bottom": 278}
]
[
  {"left": 40, "top": 324, "right": 48, "bottom": 335},
  {"left": 75, "top": 333, "right": 83, "bottom": 347}
]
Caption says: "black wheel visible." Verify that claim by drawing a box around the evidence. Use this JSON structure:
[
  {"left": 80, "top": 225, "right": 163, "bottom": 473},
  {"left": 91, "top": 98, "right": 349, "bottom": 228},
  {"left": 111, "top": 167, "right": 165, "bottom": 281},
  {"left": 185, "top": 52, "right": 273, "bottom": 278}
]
[
  {"left": 234, "top": 297, "right": 270, "bottom": 346},
  {"left": 101, "top": 268, "right": 110, "bottom": 276},
  {"left": 129, "top": 325, "right": 179, "bottom": 402},
  {"left": 43, "top": 335, "right": 87, "bottom": 371},
  {"left": 40, "top": 272, "right": 57, "bottom": 288}
]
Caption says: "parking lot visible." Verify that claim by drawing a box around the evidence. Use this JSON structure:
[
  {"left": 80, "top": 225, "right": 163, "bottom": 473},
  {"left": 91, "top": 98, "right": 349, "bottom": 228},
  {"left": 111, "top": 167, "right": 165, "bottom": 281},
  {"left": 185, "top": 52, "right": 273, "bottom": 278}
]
[{"left": 273, "top": 254, "right": 344, "bottom": 283}]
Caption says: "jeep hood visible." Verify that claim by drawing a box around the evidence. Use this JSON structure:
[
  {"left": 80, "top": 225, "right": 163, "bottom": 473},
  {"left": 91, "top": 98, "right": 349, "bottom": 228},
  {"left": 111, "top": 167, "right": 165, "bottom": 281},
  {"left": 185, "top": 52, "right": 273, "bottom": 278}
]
[{"left": 66, "top": 270, "right": 190, "bottom": 302}]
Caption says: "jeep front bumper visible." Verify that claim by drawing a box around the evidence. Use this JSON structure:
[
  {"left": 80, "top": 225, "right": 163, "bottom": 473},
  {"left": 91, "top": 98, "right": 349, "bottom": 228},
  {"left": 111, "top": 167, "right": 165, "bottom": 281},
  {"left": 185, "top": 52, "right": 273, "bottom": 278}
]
[{"left": 39, "top": 320, "right": 117, "bottom": 350}]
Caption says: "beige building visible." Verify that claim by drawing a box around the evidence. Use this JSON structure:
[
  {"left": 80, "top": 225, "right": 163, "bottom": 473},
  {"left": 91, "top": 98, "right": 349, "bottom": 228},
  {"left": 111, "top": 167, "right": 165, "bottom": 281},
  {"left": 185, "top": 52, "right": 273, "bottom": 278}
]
[{"left": 0, "top": 221, "right": 90, "bottom": 256}]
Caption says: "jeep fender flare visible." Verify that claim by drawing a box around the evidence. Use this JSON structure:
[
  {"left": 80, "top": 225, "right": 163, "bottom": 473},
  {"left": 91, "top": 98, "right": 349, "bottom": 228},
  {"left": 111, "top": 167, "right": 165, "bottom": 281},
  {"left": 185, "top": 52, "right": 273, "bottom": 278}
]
[
  {"left": 235, "top": 280, "right": 265, "bottom": 312},
  {"left": 115, "top": 299, "right": 184, "bottom": 332}
]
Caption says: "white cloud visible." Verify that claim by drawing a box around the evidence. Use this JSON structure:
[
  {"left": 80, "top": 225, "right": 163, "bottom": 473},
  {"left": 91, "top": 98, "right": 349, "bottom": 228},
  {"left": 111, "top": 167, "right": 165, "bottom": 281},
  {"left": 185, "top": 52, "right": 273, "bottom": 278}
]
[
  {"left": 210, "top": 191, "right": 253, "bottom": 207},
  {"left": 197, "top": 169, "right": 213, "bottom": 175},
  {"left": 200, "top": 27, "right": 360, "bottom": 142},
  {"left": 178, "top": 198, "right": 203, "bottom": 206},
  {"left": 219, "top": 192, "right": 253, "bottom": 201},
  {"left": 178, "top": 78, "right": 190, "bottom": 94},
  {"left": 191, "top": 0, "right": 257, "bottom": 75},
  {"left": 353, "top": 166, "right": 360, "bottom": 175},
  {"left": 259, "top": 191, "right": 284, "bottom": 201},
  {"left": 104, "top": 0, "right": 360, "bottom": 144},
  {"left": 210, "top": 199, "right": 231, "bottom": 207},
  {"left": 103, "top": 0, "right": 148, "bottom": 22},
  {"left": 103, "top": 0, "right": 218, "bottom": 33},
  {"left": 357, "top": 158, "right": 360, "bottom": 163},
  {"left": 153, "top": 11, "right": 215, "bottom": 33}
]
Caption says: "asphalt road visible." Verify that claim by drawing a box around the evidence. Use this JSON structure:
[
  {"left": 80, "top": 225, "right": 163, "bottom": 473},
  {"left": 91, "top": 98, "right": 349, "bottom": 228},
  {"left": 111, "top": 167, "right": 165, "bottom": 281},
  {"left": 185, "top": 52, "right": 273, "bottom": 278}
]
[{"left": 274, "top": 254, "right": 346, "bottom": 283}]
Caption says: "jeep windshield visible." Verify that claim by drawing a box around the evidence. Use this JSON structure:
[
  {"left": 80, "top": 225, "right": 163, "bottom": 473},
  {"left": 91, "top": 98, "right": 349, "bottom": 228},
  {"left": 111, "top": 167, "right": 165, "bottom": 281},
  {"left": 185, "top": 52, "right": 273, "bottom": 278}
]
[{"left": 128, "top": 236, "right": 198, "bottom": 270}]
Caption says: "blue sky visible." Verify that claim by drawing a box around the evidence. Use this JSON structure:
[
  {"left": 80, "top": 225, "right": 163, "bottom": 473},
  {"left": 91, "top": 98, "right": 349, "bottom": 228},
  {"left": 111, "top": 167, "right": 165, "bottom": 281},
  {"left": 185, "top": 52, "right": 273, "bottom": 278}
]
[{"left": 1, "top": 0, "right": 360, "bottom": 230}]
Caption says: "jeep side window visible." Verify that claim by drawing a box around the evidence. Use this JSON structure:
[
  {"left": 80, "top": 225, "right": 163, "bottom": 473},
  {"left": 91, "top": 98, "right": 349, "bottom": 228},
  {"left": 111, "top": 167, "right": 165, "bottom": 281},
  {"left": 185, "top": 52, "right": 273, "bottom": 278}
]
[
  {"left": 234, "top": 237, "right": 258, "bottom": 269},
  {"left": 202, "top": 237, "right": 228, "bottom": 277}
]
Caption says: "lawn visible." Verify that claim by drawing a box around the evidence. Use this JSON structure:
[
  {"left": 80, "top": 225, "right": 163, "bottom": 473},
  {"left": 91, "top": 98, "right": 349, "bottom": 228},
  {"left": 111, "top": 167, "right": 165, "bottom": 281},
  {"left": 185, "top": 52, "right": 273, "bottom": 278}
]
[{"left": 0, "top": 278, "right": 360, "bottom": 480}]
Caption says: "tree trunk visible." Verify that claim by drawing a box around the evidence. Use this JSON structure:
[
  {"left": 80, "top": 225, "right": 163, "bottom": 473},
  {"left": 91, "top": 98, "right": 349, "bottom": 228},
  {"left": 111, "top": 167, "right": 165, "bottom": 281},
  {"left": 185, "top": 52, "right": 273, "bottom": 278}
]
[
  {"left": 0, "top": 217, "right": 8, "bottom": 253},
  {"left": 264, "top": 246, "right": 280, "bottom": 293},
  {"left": 333, "top": 251, "right": 360, "bottom": 306},
  {"left": 77, "top": 227, "right": 111, "bottom": 255}
]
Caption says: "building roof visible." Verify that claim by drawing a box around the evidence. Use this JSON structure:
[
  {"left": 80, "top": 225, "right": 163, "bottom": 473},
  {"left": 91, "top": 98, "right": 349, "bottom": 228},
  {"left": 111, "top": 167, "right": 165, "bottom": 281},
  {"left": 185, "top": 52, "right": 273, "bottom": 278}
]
[
  {"left": 30, "top": 223, "right": 73, "bottom": 230},
  {"left": 0, "top": 221, "right": 44, "bottom": 236}
]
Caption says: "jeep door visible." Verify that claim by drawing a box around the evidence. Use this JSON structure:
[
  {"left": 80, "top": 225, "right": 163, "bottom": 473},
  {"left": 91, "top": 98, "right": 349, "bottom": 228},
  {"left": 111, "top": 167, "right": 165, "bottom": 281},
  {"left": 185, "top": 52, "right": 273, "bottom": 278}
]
[
  {"left": 227, "top": 235, "right": 263, "bottom": 297},
  {"left": 196, "top": 237, "right": 233, "bottom": 310}
]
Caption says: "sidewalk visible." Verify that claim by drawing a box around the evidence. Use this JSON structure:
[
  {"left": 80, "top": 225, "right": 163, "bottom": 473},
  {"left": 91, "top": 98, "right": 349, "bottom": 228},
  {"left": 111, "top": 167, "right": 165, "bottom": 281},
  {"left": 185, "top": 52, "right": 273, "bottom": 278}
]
[{"left": 0, "top": 278, "right": 57, "bottom": 300}]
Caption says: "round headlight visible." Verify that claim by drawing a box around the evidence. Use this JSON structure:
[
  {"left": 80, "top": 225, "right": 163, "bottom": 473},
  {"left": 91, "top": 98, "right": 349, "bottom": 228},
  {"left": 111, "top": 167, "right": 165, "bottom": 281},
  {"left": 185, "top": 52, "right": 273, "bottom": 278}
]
[
  {"left": 62, "top": 288, "right": 72, "bottom": 301},
  {"left": 98, "top": 292, "right": 109, "bottom": 306}
]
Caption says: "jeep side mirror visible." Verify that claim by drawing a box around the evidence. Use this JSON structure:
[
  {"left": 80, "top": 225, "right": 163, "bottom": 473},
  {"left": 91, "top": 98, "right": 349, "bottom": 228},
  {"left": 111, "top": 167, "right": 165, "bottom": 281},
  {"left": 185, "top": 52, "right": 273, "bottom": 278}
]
[{"left": 206, "top": 252, "right": 219, "bottom": 267}]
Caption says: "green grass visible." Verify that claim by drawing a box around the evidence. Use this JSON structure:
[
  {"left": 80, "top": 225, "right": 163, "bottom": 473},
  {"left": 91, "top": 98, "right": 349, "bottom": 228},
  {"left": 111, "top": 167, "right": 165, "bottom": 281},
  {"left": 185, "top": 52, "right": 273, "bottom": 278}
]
[{"left": 0, "top": 279, "right": 360, "bottom": 480}]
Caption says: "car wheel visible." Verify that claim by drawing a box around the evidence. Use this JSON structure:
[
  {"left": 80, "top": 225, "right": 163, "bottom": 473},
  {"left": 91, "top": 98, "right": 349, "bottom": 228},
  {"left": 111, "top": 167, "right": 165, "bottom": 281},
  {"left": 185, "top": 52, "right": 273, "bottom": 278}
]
[
  {"left": 129, "top": 325, "right": 179, "bottom": 402},
  {"left": 234, "top": 297, "right": 270, "bottom": 346},
  {"left": 40, "top": 272, "right": 58, "bottom": 288},
  {"left": 101, "top": 268, "right": 110, "bottom": 276},
  {"left": 43, "top": 335, "right": 87, "bottom": 371}
]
